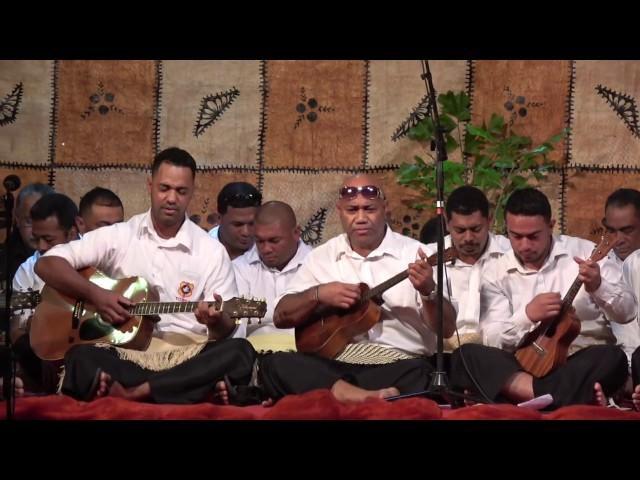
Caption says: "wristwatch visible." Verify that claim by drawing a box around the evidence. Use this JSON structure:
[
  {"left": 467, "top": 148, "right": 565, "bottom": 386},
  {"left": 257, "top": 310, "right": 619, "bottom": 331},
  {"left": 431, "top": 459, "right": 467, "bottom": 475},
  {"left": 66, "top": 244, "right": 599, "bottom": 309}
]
[{"left": 420, "top": 290, "right": 438, "bottom": 302}]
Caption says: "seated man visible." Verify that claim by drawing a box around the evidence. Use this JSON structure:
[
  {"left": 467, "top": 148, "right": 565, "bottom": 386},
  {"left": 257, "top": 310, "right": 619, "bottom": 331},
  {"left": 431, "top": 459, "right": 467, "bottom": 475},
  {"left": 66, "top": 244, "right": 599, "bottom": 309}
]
[
  {"left": 35, "top": 147, "right": 256, "bottom": 404},
  {"left": 621, "top": 250, "right": 640, "bottom": 410},
  {"left": 11, "top": 188, "right": 125, "bottom": 394},
  {"left": 602, "top": 188, "right": 640, "bottom": 406},
  {"left": 423, "top": 186, "right": 511, "bottom": 353},
  {"left": 209, "top": 182, "right": 262, "bottom": 260},
  {"left": 6, "top": 183, "right": 54, "bottom": 282},
  {"left": 214, "top": 201, "right": 312, "bottom": 405},
  {"left": 233, "top": 200, "right": 312, "bottom": 351},
  {"left": 259, "top": 174, "right": 457, "bottom": 403},
  {"left": 77, "top": 187, "right": 125, "bottom": 234},
  {"left": 11, "top": 193, "right": 82, "bottom": 394},
  {"left": 450, "top": 188, "right": 632, "bottom": 408}
]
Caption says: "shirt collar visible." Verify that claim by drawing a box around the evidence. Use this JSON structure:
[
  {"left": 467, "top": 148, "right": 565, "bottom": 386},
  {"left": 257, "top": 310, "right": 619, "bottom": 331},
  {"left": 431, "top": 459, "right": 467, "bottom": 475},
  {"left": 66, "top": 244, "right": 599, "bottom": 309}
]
[
  {"left": 504, "top": 235, "right": 567, "bottom": 273},
  {"left": 335, "top": 225, "right": 401, "bottom": 261},
  {"left": 247, "top": 239, "right": 313, "bottom": 273},
  {"left": 138, "top": 210, "right": 194, "bottom": 251}
]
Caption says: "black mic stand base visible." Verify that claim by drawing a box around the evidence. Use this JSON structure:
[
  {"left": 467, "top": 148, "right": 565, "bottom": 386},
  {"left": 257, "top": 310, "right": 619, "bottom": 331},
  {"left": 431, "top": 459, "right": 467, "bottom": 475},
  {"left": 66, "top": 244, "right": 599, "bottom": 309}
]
[{"left": 385, "top": 369, "right": 487, "bottom": 408}]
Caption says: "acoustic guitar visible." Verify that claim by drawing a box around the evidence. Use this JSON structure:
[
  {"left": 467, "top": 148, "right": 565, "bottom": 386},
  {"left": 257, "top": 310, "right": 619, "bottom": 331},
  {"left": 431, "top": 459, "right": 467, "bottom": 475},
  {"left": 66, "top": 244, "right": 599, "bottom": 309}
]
[
  {"left": 295, "top": 247, "right": 458, "bottom": 359},
  {"left": 514, "top": 232, "right": 618, "bottom": 378},
  {"left": 29, "top": 267, "right": 267, "bottom": 360}
]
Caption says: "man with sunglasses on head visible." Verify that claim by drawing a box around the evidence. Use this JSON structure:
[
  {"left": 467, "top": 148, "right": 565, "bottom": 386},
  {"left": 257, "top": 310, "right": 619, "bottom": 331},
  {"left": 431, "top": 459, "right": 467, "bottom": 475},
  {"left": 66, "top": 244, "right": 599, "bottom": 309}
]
[
  {"left": 209, "top": 182, "right": 262, "bottom": 260},
  {"left": 258, "top": 174, "right": 457, "bottom": 403}
]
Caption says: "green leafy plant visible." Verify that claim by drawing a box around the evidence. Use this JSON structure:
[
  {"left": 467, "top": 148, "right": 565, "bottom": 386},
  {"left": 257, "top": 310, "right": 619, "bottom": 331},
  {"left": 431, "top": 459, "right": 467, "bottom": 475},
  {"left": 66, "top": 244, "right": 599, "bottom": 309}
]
[{"left": 396, "top": 91, "right": 567, "bottom": 232}]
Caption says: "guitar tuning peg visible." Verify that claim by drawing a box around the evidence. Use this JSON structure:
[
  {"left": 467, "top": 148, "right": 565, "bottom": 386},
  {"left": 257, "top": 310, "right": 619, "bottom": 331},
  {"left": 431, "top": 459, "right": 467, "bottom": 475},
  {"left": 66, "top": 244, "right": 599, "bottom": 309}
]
[{"left": 235, "top": 319, "right": 241, "bottom": 326}]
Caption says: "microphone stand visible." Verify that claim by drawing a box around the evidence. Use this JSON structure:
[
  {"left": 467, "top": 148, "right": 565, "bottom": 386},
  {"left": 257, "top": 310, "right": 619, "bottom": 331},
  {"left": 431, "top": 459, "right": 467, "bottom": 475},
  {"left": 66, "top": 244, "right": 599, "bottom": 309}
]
[
  {"left": 386, "top": 61, "right": 483, "bottom": 407},
  {"left": 2, "top": 185, "right": 16, "bottom": 419},
  {"left": 422, "top": 59, "right": 449, "bottom": 394}
]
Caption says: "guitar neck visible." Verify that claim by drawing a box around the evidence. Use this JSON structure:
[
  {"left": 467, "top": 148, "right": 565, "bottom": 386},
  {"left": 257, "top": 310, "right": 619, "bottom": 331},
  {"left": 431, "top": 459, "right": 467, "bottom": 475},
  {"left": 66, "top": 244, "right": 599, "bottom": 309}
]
[
  {"left": 561, "top": 277, "right": 583, "bottom": 311},
  {"left": 363, "top": 250, "right": 448, "bottom": 301},
  {"left": 129, "top": 300, "right": 220, "bottom": 316},
  {"left": 365, "top": 270, "right": 410, "bottom": 301}
]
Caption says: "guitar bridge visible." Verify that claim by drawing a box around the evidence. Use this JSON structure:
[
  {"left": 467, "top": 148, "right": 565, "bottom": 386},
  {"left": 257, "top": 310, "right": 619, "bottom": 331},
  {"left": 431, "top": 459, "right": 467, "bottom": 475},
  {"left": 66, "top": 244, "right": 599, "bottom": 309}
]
[{"left": 532, "top": 341, "right": 545, "bottom": 356}]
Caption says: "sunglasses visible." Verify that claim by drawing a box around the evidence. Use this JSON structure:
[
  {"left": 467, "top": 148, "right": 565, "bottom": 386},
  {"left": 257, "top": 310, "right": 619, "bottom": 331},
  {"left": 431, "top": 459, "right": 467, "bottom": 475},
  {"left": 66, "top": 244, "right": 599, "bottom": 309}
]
[{"left": 339, "top": 185, "right": 384, "bottom": 200}]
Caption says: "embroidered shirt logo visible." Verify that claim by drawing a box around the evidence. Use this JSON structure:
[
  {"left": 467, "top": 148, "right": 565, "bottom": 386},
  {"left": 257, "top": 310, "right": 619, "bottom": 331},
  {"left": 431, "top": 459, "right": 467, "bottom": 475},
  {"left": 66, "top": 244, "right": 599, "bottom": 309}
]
[{"left": 178, "top": 281, "right": 194, "bottom": 299}]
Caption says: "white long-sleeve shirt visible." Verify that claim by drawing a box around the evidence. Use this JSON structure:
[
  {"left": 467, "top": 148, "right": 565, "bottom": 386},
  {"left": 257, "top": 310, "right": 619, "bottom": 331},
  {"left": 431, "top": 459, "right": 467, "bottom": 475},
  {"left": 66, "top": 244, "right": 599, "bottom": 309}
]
[
  {"left": 44, "top": 211, "right": 243, "bottom": 337},
  {"left": 619, "top": 250, "right": 640, "bottom": 365},
  {"left": 424, "top": 233, "right": 511, "bottom": 343},
  {"left": 480, "top": 235, "right": 635, "bottom": 353}
]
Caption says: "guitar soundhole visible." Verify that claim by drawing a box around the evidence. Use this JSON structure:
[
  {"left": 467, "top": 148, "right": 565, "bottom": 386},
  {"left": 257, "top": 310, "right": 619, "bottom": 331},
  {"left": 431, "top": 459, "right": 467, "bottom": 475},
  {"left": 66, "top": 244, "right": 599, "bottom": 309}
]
[{"left": 79, "top": 318, "right": 115, "bottom": 341}]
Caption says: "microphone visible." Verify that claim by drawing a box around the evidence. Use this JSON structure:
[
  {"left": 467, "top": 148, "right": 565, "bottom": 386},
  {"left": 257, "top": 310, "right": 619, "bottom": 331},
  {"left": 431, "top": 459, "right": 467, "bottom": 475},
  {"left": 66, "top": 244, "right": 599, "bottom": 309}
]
[{"left": 3, "top": 175, "right": 21, "bottom": 193}]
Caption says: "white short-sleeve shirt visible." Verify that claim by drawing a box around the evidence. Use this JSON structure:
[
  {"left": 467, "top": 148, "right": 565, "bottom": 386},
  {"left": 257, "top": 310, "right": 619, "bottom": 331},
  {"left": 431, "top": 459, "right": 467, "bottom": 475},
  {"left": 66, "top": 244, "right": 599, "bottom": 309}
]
[
  {"left": 275, "top": 227, "right": 438, "bottom": 356},
  {"left": 44, "top": 211, "right": 242, "bottom": 337}
]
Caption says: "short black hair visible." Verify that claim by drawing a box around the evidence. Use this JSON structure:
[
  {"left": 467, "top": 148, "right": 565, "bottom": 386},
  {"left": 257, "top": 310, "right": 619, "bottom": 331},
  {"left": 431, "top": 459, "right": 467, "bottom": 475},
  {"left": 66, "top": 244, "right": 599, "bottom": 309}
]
[
  {"left": 445, "top": 185, "right": 490, "bottom": 220},
  {"left": 505, "top": 188, "right": 551, "bottom": 222},
  {"left": 420, "top": 216, "right": 448, "bottom": 244},
  {"left": 605, "top": 188, "right": 640, "bottom": 217},
  {"left": 217, "top": 182, "right": 262, "bottom": 215},
  {"left": 151, "top": 147, "right": 197, "bottom": 177},
  {"left": 30, "top": 193, "right": 78, "bottom": 231},
  {"left": 79, "top": 187, "right": 123, "bottom": 217}
]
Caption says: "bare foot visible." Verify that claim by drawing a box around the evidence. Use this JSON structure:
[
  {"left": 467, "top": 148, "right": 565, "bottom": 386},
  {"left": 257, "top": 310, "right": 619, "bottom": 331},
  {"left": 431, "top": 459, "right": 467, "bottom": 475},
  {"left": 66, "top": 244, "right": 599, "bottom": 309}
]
[
  {"left": 89, "top": 371, "right": 150, "bottom": 402},
  {"left": 632, "top": 384, "right": 640, "bottom": 411},
  {"left": 330, "top": 379, "right": 400, "bottom": 403},
  {"left": 0, "top": 376, "right": 24, "bottom": 398},
  {"left": 210, "top": 380, "right": 274, "bottom": 406},
  {"left": 212, "top": 380, "right": 230, "bottom": 405},
  {"left": 593, "top": 382, "right": 607, "bottom": 407},
  {"left": 94, "top": 371, "right": 113, "bottom": 399}
]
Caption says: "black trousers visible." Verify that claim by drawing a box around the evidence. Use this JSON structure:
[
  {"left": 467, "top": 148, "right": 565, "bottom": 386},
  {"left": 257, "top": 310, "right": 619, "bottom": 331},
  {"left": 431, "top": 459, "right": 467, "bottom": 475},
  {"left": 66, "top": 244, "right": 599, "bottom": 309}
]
[
  {"left": 259, "top": 351, "right": 434, "bottom": 400},
  {"left": 12, "top": 334, "right": 42, "bottom": 389},
  {"left": 449, "top": 343, "right": 628, "bottom": 408},
  {"left": 61, "top": 338, "right": 256, "bottom": 404},
  {"left": 632, "top": 346, "right": 640, "bottom": 387}
]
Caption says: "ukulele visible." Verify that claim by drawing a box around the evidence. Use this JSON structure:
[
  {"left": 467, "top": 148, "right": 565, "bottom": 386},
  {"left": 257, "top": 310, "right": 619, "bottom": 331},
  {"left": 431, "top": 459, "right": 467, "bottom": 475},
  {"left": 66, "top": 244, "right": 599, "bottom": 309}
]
[{"left": 295, "top": 247, "right": 458, "bottom": 358}]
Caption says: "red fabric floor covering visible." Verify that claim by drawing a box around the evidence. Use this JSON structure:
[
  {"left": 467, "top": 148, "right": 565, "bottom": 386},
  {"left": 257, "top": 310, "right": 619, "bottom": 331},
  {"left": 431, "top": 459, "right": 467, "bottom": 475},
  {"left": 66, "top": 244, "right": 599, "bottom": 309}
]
[{"left": 2, "top": 390, "right": 640, "bottom": 420}]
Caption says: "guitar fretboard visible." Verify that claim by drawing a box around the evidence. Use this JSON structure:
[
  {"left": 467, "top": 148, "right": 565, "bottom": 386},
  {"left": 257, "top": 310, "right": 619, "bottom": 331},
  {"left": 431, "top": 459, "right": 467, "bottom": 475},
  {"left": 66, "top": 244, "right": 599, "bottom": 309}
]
[
  {"left": 561, "top": 277, "right": 583, "bottom": 310},
  {"left": 129, "top": 301, "right": 221, "bottom": 316},
  {"left": 365, "top": 271, "right": 410, "bottom": 301},
  {"left": 363, "top": 250, "right": 452, "bottom": 301},
  {"left": 546, "top": 239, "right": 612, "bottom": 332}
]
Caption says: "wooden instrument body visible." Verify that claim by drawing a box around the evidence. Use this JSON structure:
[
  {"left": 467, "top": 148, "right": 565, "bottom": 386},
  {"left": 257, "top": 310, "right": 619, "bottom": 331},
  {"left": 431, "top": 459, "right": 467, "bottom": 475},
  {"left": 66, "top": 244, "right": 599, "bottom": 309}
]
[
  {"left": 30, "top": 267, "right": 155, "bottom": 361},
  {"left": 295, "top": 283, "right": 382, "bottom": 359}
]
